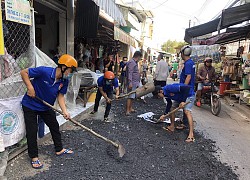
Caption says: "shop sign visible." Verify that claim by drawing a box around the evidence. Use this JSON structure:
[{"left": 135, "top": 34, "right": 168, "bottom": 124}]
[
  {"left": 0, "top": 4, "right": 5, "bottom": 55},
  {"left": 5, "top": 0, "right": 32, "bottom": 26},
  {"left": 114, "top": 26, "right": 136, "bottom": 48}
]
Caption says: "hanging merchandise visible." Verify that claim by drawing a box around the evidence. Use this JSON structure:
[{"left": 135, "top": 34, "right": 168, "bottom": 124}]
[{"left": 191, "top": 44, "right": 221, "bottom": 63}]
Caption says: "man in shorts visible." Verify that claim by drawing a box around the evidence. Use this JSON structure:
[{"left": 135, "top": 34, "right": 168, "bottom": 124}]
[
  {"left": 177, "top": 45, "right": 196, "bottom": 142},
  {"left": 156, "top": 84, "right": 190, "bottom": 138},
  {"left": 125, "top": 51, "right": 142, "bottom": 116}
]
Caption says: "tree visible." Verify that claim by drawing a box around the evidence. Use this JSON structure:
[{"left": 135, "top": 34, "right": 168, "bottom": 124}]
[{"left": 161, "top": 40, "right": 188, "bottom": 54}]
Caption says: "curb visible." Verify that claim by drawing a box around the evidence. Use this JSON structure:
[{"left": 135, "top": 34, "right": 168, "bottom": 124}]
[
  {"left": 223, "top": 96, "right": 250, "bottom": 119},
  {"left": 0, "top": 151, "right": 8, "bottom": 176}
]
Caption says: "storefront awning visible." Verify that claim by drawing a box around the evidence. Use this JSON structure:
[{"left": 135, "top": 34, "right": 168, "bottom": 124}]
[
  {"left": 220, "top": 3, "right": 250, "bottom": 29},
  {"left": 193, "top": 24, "right": 250, "bottom": 45},
  {"left": 184, "top": 18, "right": 221, "bottom": 44},
  {"left": 92, "top": 0, "right": 127, "bottom": 26},
  {"left": 184, "top": 3, "right": 250, "bottom": 44},
  {"left": 114, "top": 26, "right": 136, "bottom": 47}
]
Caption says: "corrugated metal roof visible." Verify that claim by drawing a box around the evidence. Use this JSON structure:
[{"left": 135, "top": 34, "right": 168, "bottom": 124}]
[
  {"left": 75, "top": 0, "right": 99, "bottom": 38},
  {"left": 92, "top": 0, "right": 127, "bottom": 26}
]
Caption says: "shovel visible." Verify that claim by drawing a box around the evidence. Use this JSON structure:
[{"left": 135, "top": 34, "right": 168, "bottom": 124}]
[
  {"left": 156, "top": 101, "right": 190, "bottom": 123},
  {"left": 35, "top": 96, "right": 125, "bottom": 158}
]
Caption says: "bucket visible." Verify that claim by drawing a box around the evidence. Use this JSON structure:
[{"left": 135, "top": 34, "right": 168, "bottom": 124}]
[
  {"left": 219, "top": 82, "right": 231, "bottom": 95},
  {"left": 88, "top": 92, "right": 96, "bottom": 102},
  {"left": 242, "top": 77, "right": 249, "bottom": 89}
]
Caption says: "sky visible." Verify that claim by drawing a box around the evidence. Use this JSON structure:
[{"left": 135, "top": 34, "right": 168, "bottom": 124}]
[{"left": 128, "top": 0, "right": 234, "bottom": 48}]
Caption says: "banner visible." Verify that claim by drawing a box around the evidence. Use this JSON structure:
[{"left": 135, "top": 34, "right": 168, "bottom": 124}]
[
  {"left": 0, "top": 96, "right": 25, "bottom": 148},
  {"left": 5, "top": 0, "right": 32, "bottom": 26}
]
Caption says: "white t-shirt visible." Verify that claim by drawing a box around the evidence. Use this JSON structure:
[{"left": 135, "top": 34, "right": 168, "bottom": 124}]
[{"left": 154, "top": 59, "right": 169, "bottom": 81}]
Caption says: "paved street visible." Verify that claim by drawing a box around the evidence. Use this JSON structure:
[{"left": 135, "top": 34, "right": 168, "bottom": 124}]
[
  {"left": 193, "top": 97, "right": 250, "bottom": 180},
  {"left": 5, "top": 78, "right": 250, "bottom": 179}
]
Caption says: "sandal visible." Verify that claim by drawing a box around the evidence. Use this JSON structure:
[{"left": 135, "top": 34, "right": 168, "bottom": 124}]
[
  {"left": 90, "top": 110, "right": 97, "bottom": 115},
  {"left": 162, "top": 126, "right": 174, "bottom": 133},
  {"left": 104, "top": 117, "right": 111, "bottom": 122},
  {"left": 56, "top": 148, "right": 74, "bottom": 156},
  {"left": 31, "top": 159, "right": 43, "bottom": 169},
  {"left": 185, "top": 137, "right": 195, "bottom": 143},
  {"left": 131, "top": 109, "right": 137, "bottom": 113},
  {"left": 125, "top": 112, "right": 131, "bottom": 116},
  {"left": 176, "top": 124, "right": 187, "bottom": 130}
]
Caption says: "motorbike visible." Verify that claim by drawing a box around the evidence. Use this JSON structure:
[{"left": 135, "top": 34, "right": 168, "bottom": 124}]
[
  {"left": 171, "top": 69, "right": 178, "bottom": 81},
  {"left": 195, "top": 81, "right": 221, "bottom": 116}
]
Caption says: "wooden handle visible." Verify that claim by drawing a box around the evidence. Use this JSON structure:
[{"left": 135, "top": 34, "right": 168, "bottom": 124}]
[
  {"left": 117, "top": 90, "right": 136, "bottom": 99},
  {"left": 161, "top": 101, "right": 190, "bottom": 120}
]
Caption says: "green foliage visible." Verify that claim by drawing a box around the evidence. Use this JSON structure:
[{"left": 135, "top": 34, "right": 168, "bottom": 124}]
[{"left": 161, "top": 40, "right": 188, "bottom": 54}]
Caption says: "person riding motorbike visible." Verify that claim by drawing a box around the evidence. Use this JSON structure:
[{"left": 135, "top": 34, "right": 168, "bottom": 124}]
[{"left": 196, "top": 57, "right": 218, "bottom": 107}]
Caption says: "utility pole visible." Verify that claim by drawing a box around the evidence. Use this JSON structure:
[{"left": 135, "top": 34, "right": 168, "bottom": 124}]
[{"left": 189, "top": 20, "right": 191, "bottom": 28}]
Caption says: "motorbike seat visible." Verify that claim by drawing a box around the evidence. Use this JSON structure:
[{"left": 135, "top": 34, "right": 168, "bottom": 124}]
[{"left": 202, "top": 86, "right": 211, "bottom": 93}]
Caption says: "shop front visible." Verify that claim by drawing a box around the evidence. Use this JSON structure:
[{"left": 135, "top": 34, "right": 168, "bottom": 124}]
[{"left": 34, "top": 0, "right": 74, "bottom": 58}]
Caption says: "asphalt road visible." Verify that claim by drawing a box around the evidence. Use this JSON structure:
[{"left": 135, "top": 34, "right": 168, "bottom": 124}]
[
  {"left": 5, "top": 92, "right": 242, "bottom": 179},
  {"left": 193, "top": 97, "right": 250, "bottom": 180},
  {"left": 4, "top": 77, "right": 250, "bottom": 180}
]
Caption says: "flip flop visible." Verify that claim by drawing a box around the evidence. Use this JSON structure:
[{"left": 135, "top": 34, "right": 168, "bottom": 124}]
[
  {"left": 125, "top": 112, "right": 131, "bottom": 116},
  {"left": 185, "top": 137, "right": 195, "bottom": 143},
  {"left": 31, "top": 159, "right": 43, "bottom": 169},
  {"left": 176, "top": 124, "right": 187, "bottom": 130},
  {"left": 162, "top": 126, "right": 174, "bottom": 133},
  {"left": 56, "top": 148, "right": 74, "bottom": 156}
]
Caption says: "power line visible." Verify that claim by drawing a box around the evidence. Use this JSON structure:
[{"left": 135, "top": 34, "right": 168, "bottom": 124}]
[
  {"left": 152, "top": 0, "right": 169, "bottom": 9},
  {"left": 149, "top": 0, "right": 193, "bottom": 18},
  {"left": 196, "top": 0, "right": 213, "bottom": 17}
]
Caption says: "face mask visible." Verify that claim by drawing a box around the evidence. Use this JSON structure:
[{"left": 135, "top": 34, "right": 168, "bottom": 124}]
[
  {"left": 105, "top": 79, "right": 113, "bottom": 85},
  {"left": 63, "top": 73, "right": 73, "bottom": 80}
]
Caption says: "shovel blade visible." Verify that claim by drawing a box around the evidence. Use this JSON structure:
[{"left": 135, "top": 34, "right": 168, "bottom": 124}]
[{"left": 118, "top": 144, "right": 125, "bottom": 158}]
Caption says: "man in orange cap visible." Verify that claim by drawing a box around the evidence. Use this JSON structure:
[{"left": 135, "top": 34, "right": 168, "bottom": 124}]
[
  {"left": 21, "top": 54, "right": 77, "bottom": 169},
  {"left": 90, "top": 71, "right": 119, "bottom": 122}
]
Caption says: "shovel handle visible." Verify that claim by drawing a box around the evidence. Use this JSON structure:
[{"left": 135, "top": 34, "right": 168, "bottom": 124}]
[
  {"left": 35, "top": 96, "right": 119, "bottom": 148},
  {"left": 158, "top": 101, "right": 191, "bottom": 122},
  {"left": 117, "top": 90, "right": 137, "bottom": 99}
]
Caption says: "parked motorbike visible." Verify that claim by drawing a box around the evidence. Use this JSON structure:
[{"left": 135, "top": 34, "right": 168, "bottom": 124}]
[
  {"left": 171, "top": 69, "right": 178, "bottom": 81},
  {"left": 195, "top": 81, "right": 221, "bottom": 116}
]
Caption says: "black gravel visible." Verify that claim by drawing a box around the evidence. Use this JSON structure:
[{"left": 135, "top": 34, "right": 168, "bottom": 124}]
[{"left": 23, "top": 97, "right": 238, "bottom": 180}]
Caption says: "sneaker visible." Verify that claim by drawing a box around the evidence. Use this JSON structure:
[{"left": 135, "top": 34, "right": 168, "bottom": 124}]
[
  {"left": 196, "top": 101, "right": 201, "bottom": 107},
  {"left": 104, "top": 117, "right": 111, "bottom": 122},
  {"left": 90, "top": 110, "right": 97, "bottom": 114}
]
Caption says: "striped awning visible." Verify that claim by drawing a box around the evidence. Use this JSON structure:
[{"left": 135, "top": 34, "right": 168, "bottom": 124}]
[{"left": 92, "top": 0, "right": 127, "bottom": 26}]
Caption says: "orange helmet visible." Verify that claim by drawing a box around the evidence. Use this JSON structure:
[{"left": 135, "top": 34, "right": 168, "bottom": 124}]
[
  {"left": 58, "top": 54, "right": 78, "bottom": 68},
  {"left": 104, "top": 71, "right": 115, "bottom": 80}
]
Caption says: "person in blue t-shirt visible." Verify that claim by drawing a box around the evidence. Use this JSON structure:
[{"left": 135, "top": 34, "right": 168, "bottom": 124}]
[
  {"left": 178, "top": 45, "right": 196, "bottom": 143},
  {"left": 90, "top": 71, "right": 119, "bottom": 122},
  {"left": 155, "top": 83, "right": 190, "bottom": 130},
  {"left": 21, "top": 54, "right": 77, "bottom": 169}
]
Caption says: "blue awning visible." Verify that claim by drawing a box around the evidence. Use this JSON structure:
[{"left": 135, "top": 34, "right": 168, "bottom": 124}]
[{"left": 92, "top": 0, "right": 127, "bottom": 26}]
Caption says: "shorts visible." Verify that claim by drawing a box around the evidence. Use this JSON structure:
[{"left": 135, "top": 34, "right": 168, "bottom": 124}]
[
  {"left": 197, "top": 82, "right": 209, "bottom": 91},
  {"left": 172, "top": 95, "right": 195, "bottom": 112},
  {"left": 184, "top": 95, "right": 195, "bottom": 111},
  {"left": 197, "top": 82, "right": 218, "bottom": 91},
  {"left": 127, "top": 85, "right": 137, "bottom": 99}
]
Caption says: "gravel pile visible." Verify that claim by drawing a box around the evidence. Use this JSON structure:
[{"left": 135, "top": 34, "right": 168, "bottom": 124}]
[{"left": 6, "top": 97, "right": 238, "bottom": 180}]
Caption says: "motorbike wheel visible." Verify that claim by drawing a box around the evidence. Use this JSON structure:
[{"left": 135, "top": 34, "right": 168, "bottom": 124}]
[{"left": 210, "top": 95, "right": 221, "bottom": 116}]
